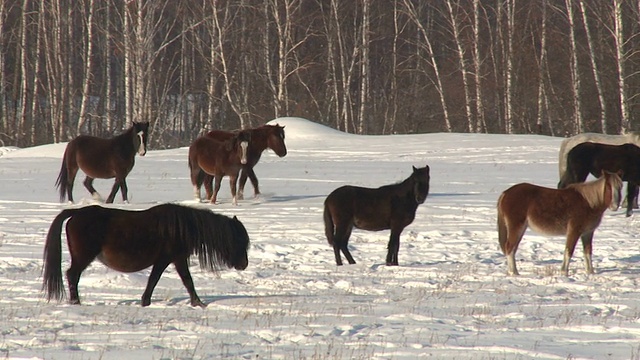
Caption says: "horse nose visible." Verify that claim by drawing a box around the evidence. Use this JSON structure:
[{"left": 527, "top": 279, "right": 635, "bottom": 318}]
[{"left": 235, "top": 255, "right": 248, "bottom": 270}]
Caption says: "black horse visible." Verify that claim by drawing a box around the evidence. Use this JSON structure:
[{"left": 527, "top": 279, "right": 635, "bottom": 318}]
[
  {"left": 56, "top": 122, "right": 149, "bottom": 203},
  {"left": 323, "top": 165, "right": 430, "bottom": 266},
  {"left": 559, "top": 142, "right": 639, "bottom": 216},
  {"left": 42, "top": 203, "right": 250, "bottom": 307}
]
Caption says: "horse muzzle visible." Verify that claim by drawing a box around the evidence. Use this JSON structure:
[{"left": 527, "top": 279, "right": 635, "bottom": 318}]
[{"left": 234, "top": 255, "right": 248, "bottom": 270}]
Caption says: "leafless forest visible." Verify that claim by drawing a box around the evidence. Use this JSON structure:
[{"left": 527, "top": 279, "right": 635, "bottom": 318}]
[{"left": 1, "top": 0, "right": 640, "bottom": 149}]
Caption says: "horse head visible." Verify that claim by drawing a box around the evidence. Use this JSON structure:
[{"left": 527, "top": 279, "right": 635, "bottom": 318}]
[
  {"left": 230, "top": 216, "right": 250, "bottom": 270},
  {"left": 133, "top": 122, "right": 150, "bottom": 156},
  {"left": 267, "top": 124, "right": 287, "bottom": 157},
  {"left": 226, "top": 130, "right": 251, "bottom": 165},
  {"left": 411, "top": 165, "right": 430, "bottom": 204},
  {"left": 604, "top": 170, "right": 623, "bottom": 211}
]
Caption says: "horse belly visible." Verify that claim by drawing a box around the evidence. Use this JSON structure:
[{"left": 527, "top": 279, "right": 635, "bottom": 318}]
[
  {"left": 97, "top": 251, "right": 154, "bottom": 273},
  {"left": 353, "top": 217, "right": 389, "bottom": 232},
  {"left": 527, "top": 216, "right": 567, "bottom": 236}
]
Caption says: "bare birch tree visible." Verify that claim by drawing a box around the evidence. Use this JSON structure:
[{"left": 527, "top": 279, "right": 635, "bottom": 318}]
[
  {"left": 614, "top": 0, "right": 628, "bottom": 132},
  {"left": 472, "top": 0, "right": 486, "bottom": 133},
  {"left": 446, "top": 0, "right": 474, "bottom": 132},
  {"left": 564, "top": 0, "right": 583, "bottom": 133},
  {"left": 77, "top": 0, "right": 96, "bottom": 134},
  {"left": 578, "top": 0, "right": 606, "bottom": 133},
  {"left": 402, "top": 0, "right": 451, "bottom": 132}
]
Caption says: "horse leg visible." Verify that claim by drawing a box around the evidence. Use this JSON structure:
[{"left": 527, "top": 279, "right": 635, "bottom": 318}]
[
  {"left": 229, "top": 173, "right": 239, "bottom": 205},
  {"left": 386, "top": 228, "right": 402, "bottom": 266},
  {"left": 333, "top": 223, "right": 355, "bottom": 265},
  {"left": 83, "top": 177, "right": 103, "bottom": 202},
  {"left": 580, "top": 232, "right": 595, "bottom": 275},
  {"left": 174, "top": 258, "right": 206, "bottom": 308},
  {"left": 210, "top": 175, "right": 222, "bottom": 204},
  {"left": 141, "top": 260, "right": 171, "bottom": 307},
  {"left": 66, "top": 248, "right": 100, "bottom": 305},
  {"left": 561, "top": 229, "right": 582, "bottom": 276},
  {"left": 503, "top": 221, "right": 527, "bottom": 276},
  {"left": 237, "top": 169, "right": 248, "bottom": 200},
  {"left": 245, "top": 168, "right": 261, "bottom": 198},
  {"left": 626, "top": 183, "right": 637, "bottom": 217},
  {"left": 66, "top": 164, "right": 79, "bottom": 203},
  {"left": 106, "top": 178, "right": 127, "bottom": 204},
  {"left": 203, "top": 174, "right": 214, "bottom": 201}
]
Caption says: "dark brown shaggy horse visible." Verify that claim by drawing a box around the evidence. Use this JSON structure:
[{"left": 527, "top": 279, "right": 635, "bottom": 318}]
[
  {"left": 205, "top": 124, "right": 287, "bottom": 199},
  {"left": 559, "top": 142, "right": 640, "bottom": 217},
  {"left": 498, "top": 172, "right": 622, "bottom": 276},
  {"left": 188, "top": 130, "right": 251, "bottom": 205},
  {"left": 42, "top": 203, "right": 250, "bottom": 307},
  {"left": 55, "top": 122, "right": 149, "bottom": 204},
  {"left": 324, "top": 165, "right": 430, "bottom": 266}
]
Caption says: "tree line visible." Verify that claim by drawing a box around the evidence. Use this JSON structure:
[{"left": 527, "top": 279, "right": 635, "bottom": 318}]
[{"left": 1, "top": 0, "right": 640, "bottom": 149}]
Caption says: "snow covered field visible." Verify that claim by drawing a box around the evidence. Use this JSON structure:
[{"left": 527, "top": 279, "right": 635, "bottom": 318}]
[{"left": 1, "top": 117, "right": 639, "bottom": 359}]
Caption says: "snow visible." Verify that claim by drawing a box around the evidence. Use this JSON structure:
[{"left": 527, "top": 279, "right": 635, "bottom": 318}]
[{"left": 1, "top": 117, "right": 640, "bottom": 359}]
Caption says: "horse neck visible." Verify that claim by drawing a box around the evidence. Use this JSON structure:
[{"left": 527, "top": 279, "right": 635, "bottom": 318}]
[
  {"left": 249, "top": 128, "right": 269, "bottom": 152},
  {"left": 115, "top": 127, "right": 137, "bottom": 152},
  {"left": 574, "top": 177, "right": 609, "bottom": 209}
]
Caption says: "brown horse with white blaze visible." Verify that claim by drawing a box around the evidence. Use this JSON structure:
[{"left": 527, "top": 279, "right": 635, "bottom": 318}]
[
  {"left": 497, "top": 171, "right": 622, "bottom": 276},
  {"left": 205, "top": 124, "right": 287, "bottom": 199},
  {"left": 55, "top": 122, "right": 149, "bottom": 203},
  {"left": 188, "top": 130, "right": 251, "bottom": 205}
]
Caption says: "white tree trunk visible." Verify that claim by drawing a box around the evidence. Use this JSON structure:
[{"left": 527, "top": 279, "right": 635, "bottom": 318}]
[
  {"left": 579, "top": 0, "right": 606, "bottom": 133},
  {"left": 565, "top": 0, "right": 583, "bottom": 133},
  {"left": 402, "top": 0, "right": 451, "bottom": 132},
  {"left": 614, "top": 0, "right": 628, "bottom": 132},
  {"left": 358, "top": 0, "right": 370, "bottom": 134},
  {"left": 77, "top": 0, "right": 95, "bottom": 134},
  {"left": 446, "top": 0, "right": 473, "bottom": 133}
]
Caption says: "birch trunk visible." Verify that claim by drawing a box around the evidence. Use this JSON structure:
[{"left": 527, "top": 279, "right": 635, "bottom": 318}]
[
  {"left": 446, "top": 0, "right": 473, "bottom": 133},
  {"left": 358, "top": 0, "right": 369, "bottom": 134},
  {"left": 402, "top": 0, "right": 451, "bottom": 132},
  {"left": 77, "top": 0, "right": 95, "bottom": 134},
  {"left": 614, "top": 0, "right": 628, "bottom": 132},
  {"left": 565, "top": 0, "right": 583, "bottom": 133},
  {"left": 472, "top": 0, "right": 486, "bottom": 133},
  {"left": 579, "top": 0, "right": 606, "bottom": 133}
]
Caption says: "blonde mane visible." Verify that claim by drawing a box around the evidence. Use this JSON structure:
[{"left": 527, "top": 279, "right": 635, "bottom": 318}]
[{"left": 568, "top": 173, "right": 622, "bottom": 208}]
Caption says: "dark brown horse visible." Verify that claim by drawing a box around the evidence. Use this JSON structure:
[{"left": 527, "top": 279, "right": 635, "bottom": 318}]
[
  {"left": 205, "top": 124, "right": 287, "bottom": 199},
  {"left": 324, "top": 165, "right": 430, "bottom": 266},
  {"left": 559, "top": 142, "right": 640, "bottom": 217},
  {"left": 42, "top": 203, "right": 250, "bottom": 307},
  {"left": 498, "top": 172, "right": 622, "bottom": 276},
  {"left": 188, "top": 130, "right": 251, "bottom": 205},
  {"left": 55, "top": 122, "right": 149, "bottom": 204}
]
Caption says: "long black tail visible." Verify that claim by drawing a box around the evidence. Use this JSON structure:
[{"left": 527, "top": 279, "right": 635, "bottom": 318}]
[
  {"left": 42, "top": 208, "right": 76, "bottom": 301},
  {"left": 323, "top": 205, "right": 335, "bottom": 246},
  {"left": 55, "top": 149, "right": 69, "bottom": 202}
]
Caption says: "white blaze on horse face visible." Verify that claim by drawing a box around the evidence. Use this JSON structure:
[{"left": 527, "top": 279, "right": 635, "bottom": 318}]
[
  {"left": 240, "top": 141, "right": 248, "bottom": 165},
  {"left": 137, "top": 131, "right": 147, "bottom": 156}
]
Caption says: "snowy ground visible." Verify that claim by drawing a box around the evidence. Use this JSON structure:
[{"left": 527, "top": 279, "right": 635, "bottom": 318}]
[{"left": 1, "top": 117, "right": 639, "bottom": 359}]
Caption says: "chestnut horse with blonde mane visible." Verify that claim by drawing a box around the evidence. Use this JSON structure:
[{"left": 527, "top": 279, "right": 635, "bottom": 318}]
[
  {"left": 205, "top": 124, "right": 287, "bottom": 199},
  {"left": 498, "top": 171, "right": 622, "bottom": 276}
]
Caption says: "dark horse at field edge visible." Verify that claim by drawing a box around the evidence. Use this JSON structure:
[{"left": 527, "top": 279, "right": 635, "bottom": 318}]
[
  {"left": 499, "top": 171, "right": 622, "bottom": 276},
  {"left": 558, "top": 142, "right": 640, "bottom": 217},
  {"left": 324, "top": 165, "right": 430, "bottom": 266},
  {"left": 205, "top": 124, "right": 287, "bottom": 200},
  {"left": 188, "top": 130, "right": 251, "bottom": 205},
  {"left": 42, "top": 203, "right": 250, "bottom": 307},
  {"left": 55, "top": 122, "right": 149, "bottom": 204}
]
